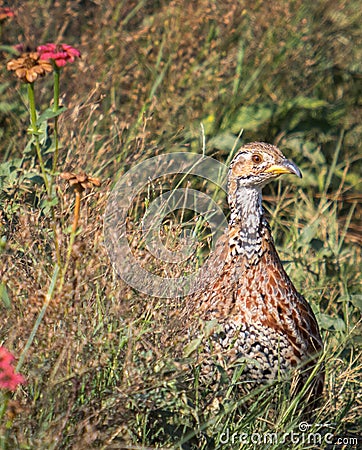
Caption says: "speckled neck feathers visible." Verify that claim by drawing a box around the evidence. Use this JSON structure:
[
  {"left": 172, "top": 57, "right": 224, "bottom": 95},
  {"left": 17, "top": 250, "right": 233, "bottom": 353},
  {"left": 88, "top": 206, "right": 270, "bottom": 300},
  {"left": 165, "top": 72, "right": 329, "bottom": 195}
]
[{"left": 228, "top": 181, "right": 267, "bottom": 260}]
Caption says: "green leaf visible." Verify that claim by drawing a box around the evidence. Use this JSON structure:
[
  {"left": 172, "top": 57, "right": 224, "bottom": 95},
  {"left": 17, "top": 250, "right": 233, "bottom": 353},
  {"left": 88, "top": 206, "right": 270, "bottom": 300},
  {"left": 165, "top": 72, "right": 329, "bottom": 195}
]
[
  {"left": 350, "top": 295, "right": 362, "bottom": 313},
  {"left": 0, "top": 282, "right": 11, "bottom": 309},
  {"left": 40, "top": 196, "right": 59, "bottom": 215},
  {"left": 286, "top": 96, "right": 327, "bottom": 110},
  {"left": 319, "top": 313, "right": 346, "bottom": 332},
  {"left": 24, "top": 136, "right": 36, "bottom": 154},
  {"left": 208, "top": 132, "right": 242, "bottom": 151},
  {"left": 299, "top": 221, "right": 320, "bottom": 245},
  {"left": 23, "top": 172, "right": 44, "bottom": 185},
  {"left": 0, "top": 158, "right": 22, "bottom": 177},
  {"left": 203, "top": 319, "right": 220, "bottom": 337},
  {"left": 0, "top": 236, "right": 6, "bottom": 251},
  {"left": 230, "top": 103, "right": 276, "bottom": 132},
  {"left": 336, "top": 295, "right": 362, "bottom": 314},
  {"left": 36, "top": 106, "right": 67, "bottom": 126},
  {"left": 183, "top": 337, "right": 203, "bottom": 357}
]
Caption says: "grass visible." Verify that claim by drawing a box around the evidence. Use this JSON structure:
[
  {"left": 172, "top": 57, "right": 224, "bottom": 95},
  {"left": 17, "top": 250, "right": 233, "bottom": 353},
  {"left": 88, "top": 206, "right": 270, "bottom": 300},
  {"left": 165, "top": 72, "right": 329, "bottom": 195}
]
[{"left": 0, "top": 0, "right": 361, "bottom": 448}]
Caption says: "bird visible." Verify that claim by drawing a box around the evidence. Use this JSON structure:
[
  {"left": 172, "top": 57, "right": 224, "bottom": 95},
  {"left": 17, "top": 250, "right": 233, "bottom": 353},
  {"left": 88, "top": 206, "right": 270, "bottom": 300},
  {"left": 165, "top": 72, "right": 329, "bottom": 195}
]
[{"left": 179, "top": 142, "right": 324, "bottom": 407}]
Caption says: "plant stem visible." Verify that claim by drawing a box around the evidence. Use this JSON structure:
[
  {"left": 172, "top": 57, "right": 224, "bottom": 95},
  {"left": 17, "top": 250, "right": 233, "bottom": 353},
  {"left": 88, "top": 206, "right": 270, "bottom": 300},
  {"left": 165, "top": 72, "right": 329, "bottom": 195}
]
[
  {"left": 50, "top": 68, "right": 62, "bottom": 268},
  {"left": 52, "top": 66, "right": 60, "bottom": 174},
  {"left": 27, "top": 83, "right": 38, "bottom": 128},
  {"left": 53, "top": 66, "right": 60, "bottom": 111},
  {"left": 27, "top": 82, "right": 62, "bottom": 268},
  {"left": 27, "top": 82, "right": 50, "bottom": 195}
]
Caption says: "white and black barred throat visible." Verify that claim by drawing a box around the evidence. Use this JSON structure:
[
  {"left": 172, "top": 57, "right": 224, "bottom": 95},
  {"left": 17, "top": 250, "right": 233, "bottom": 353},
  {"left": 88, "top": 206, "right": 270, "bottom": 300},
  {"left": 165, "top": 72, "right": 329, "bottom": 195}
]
[{"left": 228, "top": 180, "right": 268, "bottom": 260}]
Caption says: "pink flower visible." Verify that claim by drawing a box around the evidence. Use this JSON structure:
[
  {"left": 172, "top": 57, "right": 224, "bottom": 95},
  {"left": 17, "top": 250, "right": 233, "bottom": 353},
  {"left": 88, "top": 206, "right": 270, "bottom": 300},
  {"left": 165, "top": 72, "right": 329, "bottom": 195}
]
[
  {"left": 0, "top": 346, "right": 25, "bottom": 391},
  {"left": 0, "top": 347, "right": 15, "bottom": 367},
  {"left": 0, "top": 7, "right": 15, "bottom": 21},
  {"left": 13, "top": 43, "right": 30, "bottom": 54},
  {"left": 0, "top": 371, "right": 25, "bottom": 391},
  {"left": 37, "top": 43, "right": 81, "bottom": 67}
]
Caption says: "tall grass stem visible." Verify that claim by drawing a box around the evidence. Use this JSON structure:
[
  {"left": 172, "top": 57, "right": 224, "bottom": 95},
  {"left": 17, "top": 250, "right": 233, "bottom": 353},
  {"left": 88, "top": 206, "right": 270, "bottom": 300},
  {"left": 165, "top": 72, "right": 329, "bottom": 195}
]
[
  {"left": 59, "top": 189, "right": 81, "bottom": 292},
  {"left": 16, "top": 264, "right": 60, "bottom": 372}
]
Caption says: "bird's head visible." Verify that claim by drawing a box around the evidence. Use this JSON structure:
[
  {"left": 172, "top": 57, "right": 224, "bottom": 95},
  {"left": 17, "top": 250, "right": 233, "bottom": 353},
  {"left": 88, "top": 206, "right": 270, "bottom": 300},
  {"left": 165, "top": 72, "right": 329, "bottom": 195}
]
[{"left": 229, "top": 142, "right": 302, "bottom": 190}]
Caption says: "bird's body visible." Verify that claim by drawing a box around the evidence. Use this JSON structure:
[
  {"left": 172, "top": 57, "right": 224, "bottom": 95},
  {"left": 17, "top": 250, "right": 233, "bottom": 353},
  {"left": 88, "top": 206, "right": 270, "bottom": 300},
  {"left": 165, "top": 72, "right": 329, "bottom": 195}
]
[{"left": 182, "top": 142, "right": 324, "bottom": 400}]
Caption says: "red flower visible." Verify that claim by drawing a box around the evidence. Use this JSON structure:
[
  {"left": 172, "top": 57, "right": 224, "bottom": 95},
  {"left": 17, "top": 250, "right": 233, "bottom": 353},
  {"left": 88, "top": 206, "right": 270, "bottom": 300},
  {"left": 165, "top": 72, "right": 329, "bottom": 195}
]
[
  {"left": 0, "top": 346, "right": 25, "bottom": 391},
  {"left": 37, "top": 43, "right": 81, "bottom": 67}
]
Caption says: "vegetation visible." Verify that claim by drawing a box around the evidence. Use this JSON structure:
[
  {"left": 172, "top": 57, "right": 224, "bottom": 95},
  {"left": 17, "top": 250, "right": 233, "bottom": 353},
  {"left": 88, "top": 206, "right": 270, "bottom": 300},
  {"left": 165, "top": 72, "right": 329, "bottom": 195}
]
[{"left": 0, "top": 1, "right": 361, "bottom": 448}]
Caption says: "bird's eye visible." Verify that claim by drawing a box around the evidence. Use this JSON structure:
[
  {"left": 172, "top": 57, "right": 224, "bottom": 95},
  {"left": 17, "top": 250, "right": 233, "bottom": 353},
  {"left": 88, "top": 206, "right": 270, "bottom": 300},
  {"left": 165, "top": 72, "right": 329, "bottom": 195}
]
[{"left": 252, "top": 154, "right": 263, "bottom": 164}]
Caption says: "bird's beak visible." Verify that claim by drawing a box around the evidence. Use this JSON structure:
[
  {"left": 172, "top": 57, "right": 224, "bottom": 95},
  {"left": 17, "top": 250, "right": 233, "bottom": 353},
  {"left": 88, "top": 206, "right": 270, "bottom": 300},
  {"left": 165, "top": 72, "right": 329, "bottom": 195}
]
[{"left": 265, "top": 159, "right": 302, "bottom": 178}]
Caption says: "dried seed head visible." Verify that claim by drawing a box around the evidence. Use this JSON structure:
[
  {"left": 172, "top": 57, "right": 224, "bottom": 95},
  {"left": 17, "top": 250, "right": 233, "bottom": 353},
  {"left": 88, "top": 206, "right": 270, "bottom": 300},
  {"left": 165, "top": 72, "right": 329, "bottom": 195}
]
[
  {"left": 7, "top": 52, "right": 53, "bottom": 83},
  {"left": 60, "top": 172, "right": 102, "bottom": 192}
]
